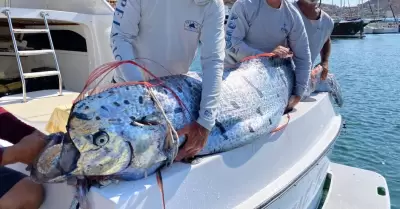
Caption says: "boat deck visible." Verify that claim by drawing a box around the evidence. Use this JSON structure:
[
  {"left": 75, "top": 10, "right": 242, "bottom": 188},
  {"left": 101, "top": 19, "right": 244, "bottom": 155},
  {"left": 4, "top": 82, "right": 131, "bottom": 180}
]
[
  {"left": 0, "top": 90, "right": 391, "bottom": 209},
  {"left": 0, "top": 89, "right": 79, "bottom": 133},
  {"left": 323, "top": 163, "right": 391, "bottom": 209}
]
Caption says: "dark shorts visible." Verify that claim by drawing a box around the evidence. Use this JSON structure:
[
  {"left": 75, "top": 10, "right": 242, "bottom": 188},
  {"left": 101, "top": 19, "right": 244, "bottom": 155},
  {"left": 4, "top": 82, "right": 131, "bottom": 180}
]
[{"left": 0, "top": 166, "right": 26, "bottom": 198}]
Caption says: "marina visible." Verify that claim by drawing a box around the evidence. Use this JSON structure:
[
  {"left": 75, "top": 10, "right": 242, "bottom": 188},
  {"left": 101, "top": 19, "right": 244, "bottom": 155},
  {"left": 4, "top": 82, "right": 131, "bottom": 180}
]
[{"left": 0, "top": 0, "right": 398, "bottom": 209}]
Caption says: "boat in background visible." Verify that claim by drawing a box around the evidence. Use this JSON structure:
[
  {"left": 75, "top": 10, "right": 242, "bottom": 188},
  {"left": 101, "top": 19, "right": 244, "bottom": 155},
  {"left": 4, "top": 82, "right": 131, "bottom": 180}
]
[
  {"left": 0, "top": 1, "right": 391, "bottom": 209},
  {"left": 372, "top": 22, "right": 399, "bottom": 34},
  {"left": 358, "top": 20, "right": 400, "bottom": 35},
  {"left": 363, "top": 26, "right": 374, "bottom": 34},
  {"left": 362, "top": 19, "right": 382, "bottom": 34},
  {"left": 331, "top": 18, "right": 367, "bottom": 38}
]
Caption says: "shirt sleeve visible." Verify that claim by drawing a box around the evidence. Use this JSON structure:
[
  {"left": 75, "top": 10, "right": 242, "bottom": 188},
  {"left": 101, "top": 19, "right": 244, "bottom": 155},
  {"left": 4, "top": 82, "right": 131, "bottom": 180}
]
[
  {"left": 225, "top": 2, "right": 264, "bottom": 65},
  {"left": 287, "top": 8, "right": 312, "bottom": 97},
  {"left": 196, "top": 0, "right": 226, "bottom": 131},
  {"left": 0, "top": 107, "right": 36, "bottom": 144},
  {"left": 110, "top": 0, "right": 144, "bottom": 82},
  {"left": 328, "top": 17, "right": 335, "bottom": 35}
]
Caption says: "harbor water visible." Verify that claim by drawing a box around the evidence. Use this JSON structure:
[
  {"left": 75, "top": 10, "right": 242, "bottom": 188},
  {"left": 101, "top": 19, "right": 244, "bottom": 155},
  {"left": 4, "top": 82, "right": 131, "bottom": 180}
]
[
  {"left": 190, "top": 34, "right": 400, "bottom": 209},
  {"left": 328, "top": 34, "right": 400, "bottom": 209}
]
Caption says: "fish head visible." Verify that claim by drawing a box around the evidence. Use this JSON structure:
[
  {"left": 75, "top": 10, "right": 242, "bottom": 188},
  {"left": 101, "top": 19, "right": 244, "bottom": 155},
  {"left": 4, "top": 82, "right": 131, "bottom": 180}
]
[
  {"left": 31, "top": 110, "right": 132, "bottom": 181},
  {"left": 64, "top": 98, "right": 137, "bottom": 176},
  {"left": 33, "top": 86, "right": 177, "bottom": 181},
  {"left": 65, "top": 88, "right": 172, "bottom": 176}
]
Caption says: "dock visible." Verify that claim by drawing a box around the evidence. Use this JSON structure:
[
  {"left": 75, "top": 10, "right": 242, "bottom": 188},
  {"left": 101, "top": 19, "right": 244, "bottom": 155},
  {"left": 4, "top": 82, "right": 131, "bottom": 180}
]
[{"left": 322, "top": 162, "right": 391, "bottom": 209}]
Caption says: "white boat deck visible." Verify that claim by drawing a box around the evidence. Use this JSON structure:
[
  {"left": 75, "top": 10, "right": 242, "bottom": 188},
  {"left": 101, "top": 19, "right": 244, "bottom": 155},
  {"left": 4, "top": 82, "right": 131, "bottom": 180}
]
[
  {"left": 1, "top": 90, "right": 343, "bottom": 209},
  {"left": 323, "top": 163, "right": 391, "bottom": 209},
  {"left": 0, "top": 91, "right": 392, "bottom": 209},
  {"left": 0, "top": 89, "right": 79, "bottom": 133}
]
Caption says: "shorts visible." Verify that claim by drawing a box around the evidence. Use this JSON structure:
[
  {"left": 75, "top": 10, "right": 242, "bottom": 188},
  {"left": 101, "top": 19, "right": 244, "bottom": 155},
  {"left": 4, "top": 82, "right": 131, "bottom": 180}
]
[{"left": 0, "top": 166, "right": 26, "bottom": 198}]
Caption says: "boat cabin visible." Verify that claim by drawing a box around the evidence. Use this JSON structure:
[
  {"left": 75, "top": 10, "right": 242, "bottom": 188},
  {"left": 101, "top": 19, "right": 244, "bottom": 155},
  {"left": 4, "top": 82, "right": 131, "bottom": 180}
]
[{"left": 0, "top": 0, "right": 115, "bottom": 102}]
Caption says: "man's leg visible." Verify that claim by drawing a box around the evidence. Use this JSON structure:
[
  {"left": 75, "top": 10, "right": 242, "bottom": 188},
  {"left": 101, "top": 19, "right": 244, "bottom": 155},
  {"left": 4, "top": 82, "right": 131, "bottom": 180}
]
[{"left": 0, "top": 167, "right": 44, "bottom": 209}]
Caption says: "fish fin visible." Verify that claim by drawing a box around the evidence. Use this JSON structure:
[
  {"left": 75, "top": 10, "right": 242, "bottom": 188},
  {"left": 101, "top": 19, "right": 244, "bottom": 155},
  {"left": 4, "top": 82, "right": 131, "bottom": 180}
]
[
  {"left": 73, "top": 60, "right": 162, "bottom": 104},
  {"left": 156, "top": 170, "right": 166, "bottom": 209}
]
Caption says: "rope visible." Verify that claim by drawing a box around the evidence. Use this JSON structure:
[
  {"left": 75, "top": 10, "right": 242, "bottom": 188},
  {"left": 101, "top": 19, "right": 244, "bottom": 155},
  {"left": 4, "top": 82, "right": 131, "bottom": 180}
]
[
  {"left": 156, "top": 171, "right": 166, "bottom": 209},
  {"left": 147, "top": 87, "right": 179, "bottom": 165}
]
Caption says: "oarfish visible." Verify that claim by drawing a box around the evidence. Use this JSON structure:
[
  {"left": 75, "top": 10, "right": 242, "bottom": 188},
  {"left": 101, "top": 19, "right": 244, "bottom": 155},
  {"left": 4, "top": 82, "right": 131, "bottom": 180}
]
[
  {"left": 305, "top": 65, "right": 343, "bottom": 107},
  {"left": 30, "top": 54, "right": 342, "bottom": 184}
]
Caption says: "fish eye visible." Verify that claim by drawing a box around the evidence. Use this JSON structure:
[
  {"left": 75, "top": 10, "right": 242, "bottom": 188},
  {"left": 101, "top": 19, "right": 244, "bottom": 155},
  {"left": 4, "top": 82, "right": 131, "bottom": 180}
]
[{"left": 93, "top": 131, "right": 109, "bottom": 146}]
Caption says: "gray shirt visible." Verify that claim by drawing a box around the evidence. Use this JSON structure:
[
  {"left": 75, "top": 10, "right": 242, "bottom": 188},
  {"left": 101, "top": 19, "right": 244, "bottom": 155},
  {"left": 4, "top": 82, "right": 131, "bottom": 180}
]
[
  {"left": 293, "top": 2, "right": 334, "bottom": 64},
  {"left": 225, "top": 0, "right": 312, "bottom": 97},
  {"left": 110, "top": 0, "right": 226, "bottom": 131}
]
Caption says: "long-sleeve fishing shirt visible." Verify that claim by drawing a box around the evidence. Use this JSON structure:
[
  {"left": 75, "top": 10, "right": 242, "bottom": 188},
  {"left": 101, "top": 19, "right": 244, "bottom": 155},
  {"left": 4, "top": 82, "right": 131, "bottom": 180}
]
[
  {"left": 293, "top": 2, "right": 334, "bottom": 64},
  {"left": 224, "top": 0, "right": 312, "bottom": 97},
  {"left": 110, "top": 0, "right": 225, "bottom": 131}
]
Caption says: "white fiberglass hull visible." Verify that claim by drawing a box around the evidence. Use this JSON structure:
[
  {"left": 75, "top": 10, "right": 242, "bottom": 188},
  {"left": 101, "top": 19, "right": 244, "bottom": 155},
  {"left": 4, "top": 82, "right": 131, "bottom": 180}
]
[
  {"left": 363, "top": 27, "right": 374, "bottom": 34},
  {"left": 373, "top": 27, "right": 399, "bottom": 34},
  {"left": 1, "top": 91, "right": 342, "bottom": 209}
]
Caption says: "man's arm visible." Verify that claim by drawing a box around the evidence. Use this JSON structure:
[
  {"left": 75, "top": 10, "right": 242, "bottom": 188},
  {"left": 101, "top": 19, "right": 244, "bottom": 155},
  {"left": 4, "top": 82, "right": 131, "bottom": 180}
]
[
  {"left": 319, "top": 16, "right": 334, "bottom": 80},
  {"left": 0, "top": 107, "right": 41, "bottom": 165},
  {"left": 110, "top": 0, "right": 143, "bottom": 82},
  {"left": 225, "top": 1, "right": 264, "bottom": 64},
  {"left": 320, "top": 37, "right": 331, "bottom": 64},
  {"left": 197, "top": 0, "right": 226, "bottom": 131},
  {"left": 287, "top": 9, "right": 312, "bottom": 97},
  {"left": 0, "top": 107, "right": 35, "bottom": 144},
  {"left": 321, "top": 17, "right": 333, "bottom": 64}
]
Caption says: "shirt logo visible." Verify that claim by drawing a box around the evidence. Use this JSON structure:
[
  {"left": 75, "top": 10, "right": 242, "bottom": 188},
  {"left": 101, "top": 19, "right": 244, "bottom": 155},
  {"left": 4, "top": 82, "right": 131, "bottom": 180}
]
[
  {"left": 281, "top": 23, "right": 289, "bottom": 35},
  {"left": 203, "top": 109, "right": 213, "bottom": 120},
  {"left": 225, "top": 12, "right": 239, "bottom": 49},
  {"left": 184, "top": 20, "right": 202, "bottom": 33}
]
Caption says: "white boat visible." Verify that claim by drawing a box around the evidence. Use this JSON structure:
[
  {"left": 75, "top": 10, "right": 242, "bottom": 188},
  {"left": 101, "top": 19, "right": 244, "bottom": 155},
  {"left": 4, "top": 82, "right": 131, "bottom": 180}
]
[
  {"left": 373, "top": 27, "right": 399, "bottom": 34},
  {"left": 363, "top": 26, "right": 375, "bottom": 34},
  {"left": 0, "top": 1, "right": 391, "bottom": 209}
]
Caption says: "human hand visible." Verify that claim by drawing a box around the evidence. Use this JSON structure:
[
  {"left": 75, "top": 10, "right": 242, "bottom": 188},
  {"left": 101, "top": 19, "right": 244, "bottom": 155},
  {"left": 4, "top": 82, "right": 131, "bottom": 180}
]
[
  {"left": 13, "top": 131, "right": 47, "bottom": 165},
  {"left": 320, "top": 62, "right": 329, "bottom": 80},
  {"left": 285, "top": 95, "right": 301, "bottom": 113},
  {"left": 271, "top": 46, "right": 293, "bottom": 58},
  {"left": 175, "top": 122, "right": 210, "bottom": 162}
]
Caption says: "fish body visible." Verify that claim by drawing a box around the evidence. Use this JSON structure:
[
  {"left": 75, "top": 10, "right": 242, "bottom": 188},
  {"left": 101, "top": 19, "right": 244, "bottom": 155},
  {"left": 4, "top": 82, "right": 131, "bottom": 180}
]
[
  {"left": 305, "top": 65, "right": 343, "bottom": 107},
  {"left": 31, "top": 56, "right": 342, "bottom": 183}
]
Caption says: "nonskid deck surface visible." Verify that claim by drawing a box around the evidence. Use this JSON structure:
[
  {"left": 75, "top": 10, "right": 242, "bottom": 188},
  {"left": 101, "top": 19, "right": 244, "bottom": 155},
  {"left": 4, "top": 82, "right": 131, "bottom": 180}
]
[{"left": 322, "top": 163, "right": 390, "bottom": 209}]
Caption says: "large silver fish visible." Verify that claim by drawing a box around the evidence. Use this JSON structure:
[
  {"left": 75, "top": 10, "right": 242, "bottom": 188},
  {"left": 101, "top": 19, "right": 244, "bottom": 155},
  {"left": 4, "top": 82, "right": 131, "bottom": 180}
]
[
  {"left": 30, "top": 55, "right": 342, "bottom": 184},
  {"left": 305, "top": 65, "right": 343, "bottom": 107}
]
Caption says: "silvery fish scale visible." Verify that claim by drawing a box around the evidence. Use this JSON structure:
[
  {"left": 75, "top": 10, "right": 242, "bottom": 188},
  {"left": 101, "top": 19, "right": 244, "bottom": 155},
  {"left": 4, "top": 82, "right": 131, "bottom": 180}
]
[
  {"left": 64, "top": 57, "right": 295, "bottom": 181},
  {"left": 31, "top": 56, "right": 343, "bottom": 183}
]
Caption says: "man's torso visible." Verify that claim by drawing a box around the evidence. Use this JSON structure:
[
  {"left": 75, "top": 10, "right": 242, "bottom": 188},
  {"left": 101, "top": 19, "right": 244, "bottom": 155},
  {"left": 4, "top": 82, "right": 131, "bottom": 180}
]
[
  {"left": 239, "top": 0, "right": 300, "bottom": 53},
  {"left": 126, "top": 0, "right": 211, "bottom": 77},
  {"left": 293, "top": 2, "right": 334, "bottom": 63}
]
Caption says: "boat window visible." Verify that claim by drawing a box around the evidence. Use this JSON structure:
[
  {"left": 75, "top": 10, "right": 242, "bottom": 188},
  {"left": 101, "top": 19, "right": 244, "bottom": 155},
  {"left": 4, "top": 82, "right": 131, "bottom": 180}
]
[{"left": 23, "top": 30, "right": 87, "bottom": 52}]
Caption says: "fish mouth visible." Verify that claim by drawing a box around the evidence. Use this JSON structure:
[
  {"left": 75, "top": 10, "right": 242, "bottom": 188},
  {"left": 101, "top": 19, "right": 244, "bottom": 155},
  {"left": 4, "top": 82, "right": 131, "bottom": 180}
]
[{"left": 30, "top": 132, "right": 80, "bottom": 183}]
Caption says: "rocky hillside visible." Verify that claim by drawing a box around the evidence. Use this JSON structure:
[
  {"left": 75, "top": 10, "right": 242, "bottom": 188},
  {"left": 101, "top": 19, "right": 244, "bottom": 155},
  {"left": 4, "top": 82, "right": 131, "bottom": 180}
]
[
  {"left": 320, "top": 0, "right": 400, "bottom": 18},
  {"left": 223, "top": 0, "right": 400, "bottom": 18}
]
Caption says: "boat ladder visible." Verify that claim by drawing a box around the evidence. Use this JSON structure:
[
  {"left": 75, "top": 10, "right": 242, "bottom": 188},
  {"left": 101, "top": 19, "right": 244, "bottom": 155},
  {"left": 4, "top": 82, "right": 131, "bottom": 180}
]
[{"left": 1, "top": 10, "right": 63, "bottom": 102}]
